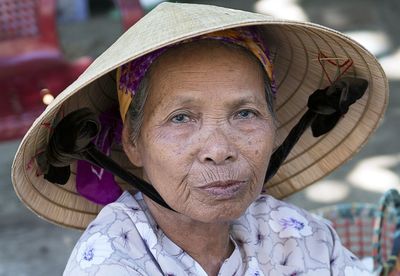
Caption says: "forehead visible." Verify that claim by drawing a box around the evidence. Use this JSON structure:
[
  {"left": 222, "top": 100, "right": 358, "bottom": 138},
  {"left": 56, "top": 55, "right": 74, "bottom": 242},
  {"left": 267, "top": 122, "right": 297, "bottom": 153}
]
[
  {"left": 150, "top": 40, "right": 263, "bottom": 77},
  {"left": 145, "top": 40, "right": 265, "bottom": 103}
]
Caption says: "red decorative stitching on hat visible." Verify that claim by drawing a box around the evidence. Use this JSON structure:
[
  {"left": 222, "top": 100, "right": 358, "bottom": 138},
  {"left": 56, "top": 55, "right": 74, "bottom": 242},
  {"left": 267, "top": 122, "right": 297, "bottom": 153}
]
[{"left": 317, "top": 52, "right": 354, "bottom": 85}]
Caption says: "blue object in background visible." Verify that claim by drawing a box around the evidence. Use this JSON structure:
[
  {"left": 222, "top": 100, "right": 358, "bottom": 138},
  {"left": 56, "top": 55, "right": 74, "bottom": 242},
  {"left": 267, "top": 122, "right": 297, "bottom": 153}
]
[{"left": 57, "top": 0, "right": 90, "bottom": 23}]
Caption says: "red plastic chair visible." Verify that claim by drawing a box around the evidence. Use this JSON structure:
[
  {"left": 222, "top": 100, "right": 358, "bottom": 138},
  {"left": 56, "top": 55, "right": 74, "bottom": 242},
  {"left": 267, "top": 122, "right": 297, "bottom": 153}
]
[
  {"left": 0, "top": 0, "right": 92, "bottom": 141},
  {"left": 113, "top": 0, "right": 144, "bottom": 30}
]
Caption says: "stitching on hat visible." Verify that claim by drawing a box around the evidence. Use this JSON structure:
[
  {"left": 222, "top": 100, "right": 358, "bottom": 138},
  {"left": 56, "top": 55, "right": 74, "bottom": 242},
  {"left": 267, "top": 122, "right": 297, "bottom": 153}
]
[{"left": 317, "top": 52, "right": 354, "bottom": 85}]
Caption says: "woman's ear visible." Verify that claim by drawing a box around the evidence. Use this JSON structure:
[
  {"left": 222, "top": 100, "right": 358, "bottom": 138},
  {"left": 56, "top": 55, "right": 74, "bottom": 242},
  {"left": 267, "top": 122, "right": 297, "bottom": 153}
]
[{"left": 122, "top": 124, "right": 143, "bottom": 167}]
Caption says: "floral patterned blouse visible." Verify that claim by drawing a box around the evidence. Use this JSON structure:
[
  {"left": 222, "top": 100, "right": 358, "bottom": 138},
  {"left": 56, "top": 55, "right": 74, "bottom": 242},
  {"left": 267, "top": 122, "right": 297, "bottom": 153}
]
[{"left": 64, "top": 191, "right": 371, "bottom": 275}]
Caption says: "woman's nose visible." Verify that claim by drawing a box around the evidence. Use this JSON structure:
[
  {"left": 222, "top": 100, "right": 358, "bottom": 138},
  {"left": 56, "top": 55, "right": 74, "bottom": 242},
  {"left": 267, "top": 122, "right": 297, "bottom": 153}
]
[{"left": 198, "top": 129, "right": 238, "bottom": 165}]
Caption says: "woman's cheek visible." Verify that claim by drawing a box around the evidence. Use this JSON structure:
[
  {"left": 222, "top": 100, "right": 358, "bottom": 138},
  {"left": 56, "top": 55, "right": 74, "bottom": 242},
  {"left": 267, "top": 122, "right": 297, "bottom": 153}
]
[
  {"left": 143, "top": 127, "right": 196, "bottom": 178},
  {"left": 241, "top": 127, "right": 274, "bottom": 172}
]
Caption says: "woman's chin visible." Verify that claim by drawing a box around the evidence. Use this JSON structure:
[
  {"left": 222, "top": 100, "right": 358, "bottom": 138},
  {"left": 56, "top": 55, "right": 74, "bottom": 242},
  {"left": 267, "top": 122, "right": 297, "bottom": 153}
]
[{"left": 179, "top": 196, "right": 253, "bottom": 224}]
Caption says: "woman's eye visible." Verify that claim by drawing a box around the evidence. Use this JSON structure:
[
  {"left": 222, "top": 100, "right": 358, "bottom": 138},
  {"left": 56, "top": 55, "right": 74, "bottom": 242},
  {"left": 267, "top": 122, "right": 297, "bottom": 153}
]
[
  {"left": 235, "top": 109, "right": 256, "bottom": 119},
  {"left": 171, "top": 114, "right": 190, "bottom": 123}
]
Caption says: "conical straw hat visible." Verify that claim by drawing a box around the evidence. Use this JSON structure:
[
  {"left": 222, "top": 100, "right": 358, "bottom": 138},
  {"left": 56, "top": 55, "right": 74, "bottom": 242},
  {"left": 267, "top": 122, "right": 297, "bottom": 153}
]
[{"left": 11, "top": 2, "right": 388, "bottom": 230}]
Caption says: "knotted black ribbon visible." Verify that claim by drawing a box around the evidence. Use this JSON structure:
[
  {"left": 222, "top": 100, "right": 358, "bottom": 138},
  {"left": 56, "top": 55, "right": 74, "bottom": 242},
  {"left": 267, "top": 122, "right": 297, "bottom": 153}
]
[
  {"left": 36, "top": 108, "right": 172, "bottom": 210},
  {"left": 37, "top": 77, "right": 368, "bottom": 209},
  {"left": 264, "top": 77, "right": 368, "bottom": 181}
]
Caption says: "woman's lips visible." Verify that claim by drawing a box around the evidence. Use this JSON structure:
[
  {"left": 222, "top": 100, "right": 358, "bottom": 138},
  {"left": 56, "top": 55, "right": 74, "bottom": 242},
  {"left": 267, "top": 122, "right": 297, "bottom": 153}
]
[{"left": 200, "top": 180, "right": 246, "bottom": 198}]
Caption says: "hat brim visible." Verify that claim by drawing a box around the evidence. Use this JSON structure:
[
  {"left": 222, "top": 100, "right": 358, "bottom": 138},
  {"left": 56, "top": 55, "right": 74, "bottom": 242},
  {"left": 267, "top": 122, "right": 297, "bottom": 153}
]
[{"left": 11, "top": 2, "right": 388, "bottom": 230}]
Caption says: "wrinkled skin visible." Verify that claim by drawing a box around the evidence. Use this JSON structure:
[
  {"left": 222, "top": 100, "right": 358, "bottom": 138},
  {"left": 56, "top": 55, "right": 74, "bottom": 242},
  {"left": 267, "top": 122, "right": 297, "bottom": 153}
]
[{"left": 122, "top": 40, "right": 276, "bottom": 275}]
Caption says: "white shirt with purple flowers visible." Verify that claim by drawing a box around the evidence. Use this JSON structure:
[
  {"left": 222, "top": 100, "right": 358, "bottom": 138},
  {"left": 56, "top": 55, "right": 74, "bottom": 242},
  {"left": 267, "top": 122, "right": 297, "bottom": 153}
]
[{"left": 64, "top": 192, "right": 371, "bottom": 275}]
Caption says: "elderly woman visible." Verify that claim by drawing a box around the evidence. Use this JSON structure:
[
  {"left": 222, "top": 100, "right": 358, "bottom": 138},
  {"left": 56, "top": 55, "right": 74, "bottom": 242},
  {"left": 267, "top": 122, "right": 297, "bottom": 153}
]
[{"left": 12, "top": 2, "right": 387, "bottom": 275}]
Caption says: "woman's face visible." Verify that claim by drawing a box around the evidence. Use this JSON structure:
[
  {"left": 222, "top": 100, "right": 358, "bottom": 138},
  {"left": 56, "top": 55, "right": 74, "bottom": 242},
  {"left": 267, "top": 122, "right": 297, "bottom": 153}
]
[{"left": 124, "top": 41, "right": 276, "bottom": 223}]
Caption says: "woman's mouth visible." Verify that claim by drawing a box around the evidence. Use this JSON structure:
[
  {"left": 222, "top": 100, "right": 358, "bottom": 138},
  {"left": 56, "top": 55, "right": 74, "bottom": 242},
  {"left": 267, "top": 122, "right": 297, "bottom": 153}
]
[{"left": 200, "top": 180, "right": 246, "bottom": 199}]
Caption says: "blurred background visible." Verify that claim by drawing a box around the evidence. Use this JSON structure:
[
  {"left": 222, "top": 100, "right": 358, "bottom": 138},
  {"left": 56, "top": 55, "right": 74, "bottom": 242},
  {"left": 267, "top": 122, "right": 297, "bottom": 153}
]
[{"left": 0, "top": 0, "right": 399, "bottom": 275}]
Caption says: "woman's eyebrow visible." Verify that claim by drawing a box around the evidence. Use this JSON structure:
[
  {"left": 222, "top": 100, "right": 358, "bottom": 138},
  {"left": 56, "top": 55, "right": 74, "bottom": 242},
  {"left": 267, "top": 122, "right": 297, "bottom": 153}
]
[
  {"left": 229, "top": 96, "right": 265, "bottom": 109},
  {"left": 161, "top": 94, "right": 265, "bottom": 110},
  {"left": 161, "top": 95, "right": 200, "bottom": 110}
]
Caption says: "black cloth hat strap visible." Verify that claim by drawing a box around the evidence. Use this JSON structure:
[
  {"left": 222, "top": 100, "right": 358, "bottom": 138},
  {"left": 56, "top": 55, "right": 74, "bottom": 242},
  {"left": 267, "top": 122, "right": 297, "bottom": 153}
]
[
  {"left": 36, "top": 108, "right": 173, "bottom": 211},
  {"left": 265, "top": 77, "right": 368, "bottom": 181},
  {"left": 36, "top": 77, "right": 368, "bottom": 210}
]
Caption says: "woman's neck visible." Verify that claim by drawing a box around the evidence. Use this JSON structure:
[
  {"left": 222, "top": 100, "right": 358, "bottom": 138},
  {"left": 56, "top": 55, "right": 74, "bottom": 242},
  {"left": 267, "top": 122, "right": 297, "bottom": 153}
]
[{"left": 143, "top": 196, "right": 234, "bottom": 276}]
